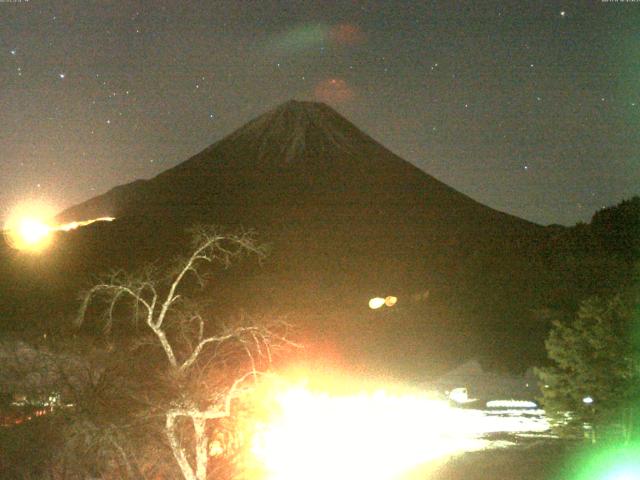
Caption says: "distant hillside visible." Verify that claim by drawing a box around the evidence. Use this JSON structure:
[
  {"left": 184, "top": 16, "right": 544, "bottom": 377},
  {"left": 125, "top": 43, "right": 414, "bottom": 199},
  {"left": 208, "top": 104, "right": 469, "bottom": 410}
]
[
  {"left": 4, "top": 101, "right": 635, "bottom": 376},
  {"left": 538, "top": 196, "right": 640, "bottom": 312}
]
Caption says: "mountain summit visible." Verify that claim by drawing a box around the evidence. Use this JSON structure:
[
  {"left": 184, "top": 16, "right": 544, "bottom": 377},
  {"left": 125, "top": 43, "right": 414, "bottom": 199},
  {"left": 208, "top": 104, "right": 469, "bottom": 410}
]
[{"left": 54, "top": 100, "right": 550, "bottom": 373}]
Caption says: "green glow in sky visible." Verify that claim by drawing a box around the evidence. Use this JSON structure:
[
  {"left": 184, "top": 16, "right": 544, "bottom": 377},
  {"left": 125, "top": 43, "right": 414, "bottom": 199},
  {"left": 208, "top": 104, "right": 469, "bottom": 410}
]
[{"left": 271, "top": 24, "right": 328, "bottom": 55}]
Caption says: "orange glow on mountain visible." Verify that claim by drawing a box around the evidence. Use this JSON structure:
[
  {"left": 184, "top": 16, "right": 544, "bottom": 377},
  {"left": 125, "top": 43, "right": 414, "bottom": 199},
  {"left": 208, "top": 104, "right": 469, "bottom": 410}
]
[
  {"left": 3, "top": 201, "right": 114, "bottom": 253},
  {"left": 314, "top": 78, "right": 354, "bottom": 104}
]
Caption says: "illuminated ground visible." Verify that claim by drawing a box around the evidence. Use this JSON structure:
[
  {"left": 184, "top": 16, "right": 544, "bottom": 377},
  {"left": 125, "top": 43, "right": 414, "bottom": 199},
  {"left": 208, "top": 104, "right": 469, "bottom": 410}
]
[
  {"left": 419, "top": 437, "right": 571, "bottom": 480},
  {"left": 246, "top": 380, "right": 556, "bottom": 480}
]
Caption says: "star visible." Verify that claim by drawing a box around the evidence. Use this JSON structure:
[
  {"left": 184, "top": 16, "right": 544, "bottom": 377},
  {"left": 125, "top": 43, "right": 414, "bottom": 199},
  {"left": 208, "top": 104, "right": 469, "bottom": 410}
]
[{"left": 0, "top": 0, "right": 634, "bottom": 231}]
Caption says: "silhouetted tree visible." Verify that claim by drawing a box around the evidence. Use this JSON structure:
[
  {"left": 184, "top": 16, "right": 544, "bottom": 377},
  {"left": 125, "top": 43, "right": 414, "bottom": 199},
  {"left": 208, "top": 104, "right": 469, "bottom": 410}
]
[
  {"left": 77, "top": 226, "right": 296, "bottom": 480},
  {"left": 536, "top": 293, "right": 640, "bottom": 442}
]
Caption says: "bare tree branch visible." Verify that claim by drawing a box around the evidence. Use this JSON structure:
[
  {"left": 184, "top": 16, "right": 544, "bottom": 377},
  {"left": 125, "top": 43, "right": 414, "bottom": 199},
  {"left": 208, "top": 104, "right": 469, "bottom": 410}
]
[{"left": 73, "top": 227, "right": 289, "bottom": 480}]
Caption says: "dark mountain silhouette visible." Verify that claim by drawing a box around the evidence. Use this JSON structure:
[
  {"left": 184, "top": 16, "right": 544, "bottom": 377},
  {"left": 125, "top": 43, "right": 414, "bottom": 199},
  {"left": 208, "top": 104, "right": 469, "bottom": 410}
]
[
  {"left": 3, "top": 100, "right": 575, "bottom": 376},
  {"left": 60, "top": 100, "right": 538, "bottom": 236},
  {"left": 537, "top": 197, "right": 640, "bottom": 313}
]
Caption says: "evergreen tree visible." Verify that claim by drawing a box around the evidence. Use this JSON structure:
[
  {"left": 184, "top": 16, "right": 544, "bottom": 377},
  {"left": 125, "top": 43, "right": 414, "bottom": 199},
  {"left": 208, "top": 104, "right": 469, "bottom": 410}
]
[{"left": 536, "top": 294, "right": 640, "bottom": 442}]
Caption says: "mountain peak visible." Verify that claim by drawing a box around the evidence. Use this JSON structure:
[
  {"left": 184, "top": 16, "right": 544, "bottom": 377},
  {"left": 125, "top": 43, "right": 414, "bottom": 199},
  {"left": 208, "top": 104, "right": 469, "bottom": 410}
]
[
  {"left": 275, "top": 98, "right": 330, "bottom": 112},
  {"left": 253, "top": 98, "right": 341, "bottom": 128},
  {"left": 268, "top": 99, "right": 344, "bottom": 121},
  {"left": 220, "top": 99, "right": 363, "bottom": 164}
]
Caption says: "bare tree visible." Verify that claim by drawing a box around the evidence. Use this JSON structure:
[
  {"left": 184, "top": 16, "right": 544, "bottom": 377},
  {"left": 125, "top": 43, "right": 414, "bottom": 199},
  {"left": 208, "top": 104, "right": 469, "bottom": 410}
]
[{"left": 76, "top": 227, "right": 295, "bottom": 480}]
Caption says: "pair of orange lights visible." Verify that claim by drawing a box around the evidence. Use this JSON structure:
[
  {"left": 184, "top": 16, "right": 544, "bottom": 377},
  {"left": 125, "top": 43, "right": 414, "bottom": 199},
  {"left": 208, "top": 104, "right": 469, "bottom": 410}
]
[{"left": 368, "top": 296, "right": 398, "bottom": 309}]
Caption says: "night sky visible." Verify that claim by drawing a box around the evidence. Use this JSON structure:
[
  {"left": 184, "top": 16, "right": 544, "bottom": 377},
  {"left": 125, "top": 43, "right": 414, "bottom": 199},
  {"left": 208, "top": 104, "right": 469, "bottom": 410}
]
[{"left": 2, "top": 0, "right": 638, "bottom": 226}]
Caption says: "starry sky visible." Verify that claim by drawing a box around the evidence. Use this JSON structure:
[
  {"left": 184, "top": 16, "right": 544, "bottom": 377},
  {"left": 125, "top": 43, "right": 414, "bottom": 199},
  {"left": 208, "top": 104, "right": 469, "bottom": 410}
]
[{"left": 1, "top": 0, "right": 639, "bottom": 226}]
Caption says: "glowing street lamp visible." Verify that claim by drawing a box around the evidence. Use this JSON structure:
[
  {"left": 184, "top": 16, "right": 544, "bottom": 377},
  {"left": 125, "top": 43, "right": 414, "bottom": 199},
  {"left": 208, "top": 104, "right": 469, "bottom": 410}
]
[
  {"left": 384, "top": 296, "right": 397, "bottom": 307},
  {"left": 5, "top": 217, "right": 53, "bottom": 253},
  {"left": 16, "top": 218, "right": 51, "bottom": 246},
  {"left": 368, "top": 297, "right": 386, "bottom": 309},
  {"left": 3, "top": 202, "right": 57, "bottom": 253}
]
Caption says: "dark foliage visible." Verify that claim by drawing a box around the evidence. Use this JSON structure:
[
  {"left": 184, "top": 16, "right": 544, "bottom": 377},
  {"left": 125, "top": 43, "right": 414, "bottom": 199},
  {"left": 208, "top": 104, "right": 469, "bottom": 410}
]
[{"left": 536, "top": 292, "right": 640, "bottom": 441}]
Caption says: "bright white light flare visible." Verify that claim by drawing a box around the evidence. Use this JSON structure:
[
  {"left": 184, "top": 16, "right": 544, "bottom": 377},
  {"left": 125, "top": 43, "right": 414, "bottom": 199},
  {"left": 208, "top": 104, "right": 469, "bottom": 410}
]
[
  {"left": 3, "top": 203, "right": 57, "bottom": 252},
  {"left": 16, "top": 218, "right": 51, "bottom": 247},
  {"left": 250, "top": 385, "right": 550, "bottom": 480}
]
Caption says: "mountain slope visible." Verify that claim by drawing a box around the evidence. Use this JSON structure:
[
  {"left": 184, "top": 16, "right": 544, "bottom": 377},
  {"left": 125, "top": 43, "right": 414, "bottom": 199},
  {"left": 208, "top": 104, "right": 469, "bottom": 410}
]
[
  {"left": 59, "top": 101, "right": 533, "bottom": 232},
  {"left": 26, "top": 101, "right": 555, "bottom": 374}
]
